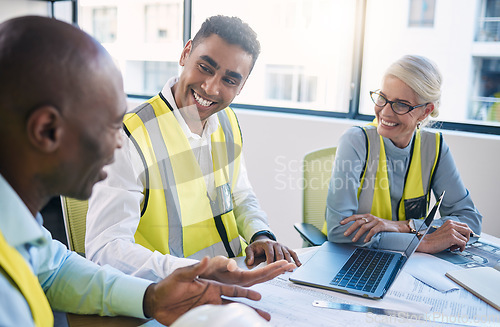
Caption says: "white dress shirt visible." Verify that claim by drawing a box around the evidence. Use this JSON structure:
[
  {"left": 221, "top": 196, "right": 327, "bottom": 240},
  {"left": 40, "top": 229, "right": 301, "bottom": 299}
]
[{"left": 86, "top": 77, "right": 271, "bottom": 281}]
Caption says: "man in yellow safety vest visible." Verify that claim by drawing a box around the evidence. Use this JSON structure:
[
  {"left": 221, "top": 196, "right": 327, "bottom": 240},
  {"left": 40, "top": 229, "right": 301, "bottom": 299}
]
[{"left": 85, "top": 15, "right": 301, "bottom": 281}]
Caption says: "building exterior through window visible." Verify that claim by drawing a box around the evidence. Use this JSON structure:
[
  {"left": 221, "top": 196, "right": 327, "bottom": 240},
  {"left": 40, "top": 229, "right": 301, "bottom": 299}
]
[{"left": 78, "top": 0, "right": 500, "bottom": 127}]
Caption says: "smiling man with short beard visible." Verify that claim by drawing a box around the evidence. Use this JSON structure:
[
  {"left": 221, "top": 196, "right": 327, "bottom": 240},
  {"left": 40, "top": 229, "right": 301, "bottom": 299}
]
[{"left": 86, "top": 15, "right": 301, "bottom": 283}]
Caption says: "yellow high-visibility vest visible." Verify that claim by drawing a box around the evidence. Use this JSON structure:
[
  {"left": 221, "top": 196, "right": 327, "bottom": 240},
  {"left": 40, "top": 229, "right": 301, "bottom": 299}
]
[
  {"left": 357, "top": 124, "right": 442, "bottom": 221},
  {"left": 123, "top": 94, "right": 243, "bottom": 259},
  {"left": 0, "top": 230, "right": 53, "bottom": 327}
]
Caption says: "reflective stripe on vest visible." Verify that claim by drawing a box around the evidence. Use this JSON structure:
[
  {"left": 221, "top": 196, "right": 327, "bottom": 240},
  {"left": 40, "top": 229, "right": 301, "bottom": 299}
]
[
  {"left": 123, "top": 94, "right": 243, "bottom": 259},
  {"left": 0, "top": 231, "right": 53, "bottom": 327},
  {"left": 357, "top": 125, "right": 442, "bottom": 221}
]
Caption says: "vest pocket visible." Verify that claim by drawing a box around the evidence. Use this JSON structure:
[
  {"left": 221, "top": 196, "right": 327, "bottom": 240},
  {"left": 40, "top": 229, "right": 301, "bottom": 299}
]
[
  {"left": 404, "top": 195, "right": 427, "bottom": 220},
  {"left": 210, "top": 183, "right": 233, "bottom": 217}
]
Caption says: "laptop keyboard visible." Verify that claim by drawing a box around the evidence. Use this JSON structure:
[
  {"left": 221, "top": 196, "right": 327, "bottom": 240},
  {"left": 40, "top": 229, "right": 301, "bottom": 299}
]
[{"left": 330, "top": 248, "right": 394, "bottom": 293}]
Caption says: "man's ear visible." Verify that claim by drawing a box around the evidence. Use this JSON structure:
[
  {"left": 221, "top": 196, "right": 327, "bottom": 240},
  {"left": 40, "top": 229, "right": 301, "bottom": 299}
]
[
  {"left": 179, "top": 40, "right": 193, "bottom": 67},
  {"left": 26, "top": 105, "right": 63, "bottom": 153}
]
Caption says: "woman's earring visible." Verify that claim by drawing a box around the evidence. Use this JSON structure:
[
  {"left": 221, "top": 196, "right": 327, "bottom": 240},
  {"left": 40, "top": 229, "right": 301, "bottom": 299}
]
[{"left": 417, "top": 121, "right": 422, "bottom": 129}]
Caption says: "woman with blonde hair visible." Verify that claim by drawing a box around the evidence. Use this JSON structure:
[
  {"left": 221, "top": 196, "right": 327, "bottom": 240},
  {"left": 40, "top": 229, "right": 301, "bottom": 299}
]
[{"left": 326, "top": 55, "right": 481, "bottom": 253}]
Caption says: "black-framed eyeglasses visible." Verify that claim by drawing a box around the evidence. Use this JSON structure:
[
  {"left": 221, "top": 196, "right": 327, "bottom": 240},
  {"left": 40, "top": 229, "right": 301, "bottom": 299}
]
[{"left": 369, "top": 90, "right": 429, "bottom": 115}]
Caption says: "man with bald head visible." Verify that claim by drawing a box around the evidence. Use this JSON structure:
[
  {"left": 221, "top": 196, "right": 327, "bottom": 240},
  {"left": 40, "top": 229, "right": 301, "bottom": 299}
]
[{"left": 0, "top": 16, "right": 294, "bottom": 326}]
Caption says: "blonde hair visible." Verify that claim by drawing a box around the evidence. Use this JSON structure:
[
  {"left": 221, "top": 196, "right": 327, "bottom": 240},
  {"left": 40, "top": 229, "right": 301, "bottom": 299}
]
[{"left": 384, "top": 55, "right": 442, "bottom": 126}]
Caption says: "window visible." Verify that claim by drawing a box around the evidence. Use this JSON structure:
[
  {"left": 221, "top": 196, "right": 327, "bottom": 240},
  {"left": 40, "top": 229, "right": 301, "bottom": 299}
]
[
  {"left": 477, "top": 0, "right": 500, "bottom": 42},
  {"left": 92, "top": 7, "right": 117, "bottom": 43},
  {"left": 266, "top": 65, "right": 318, "bottom": 104},
  {"left": 77, "top": 0, "right": 500, "bottom": 134},
  {"left": 267, "top": 66, "right": 294, "bottom": 102},
  {"left": 408, "top": 0, "right": 436, "bottom": 27},
  {"left": 122, "top": 60, "right": 178, "bottom": 95},
  {"left": 471, "top": 58, "right": 500, "bottom": 122},
  {"left": 145, "top": 3, "right": 181, "bottom": 43},
  {"left": 359, "top": 0, "right": 500, "bottom": 131},
  {"left": 144, "top": 61, "right": 179, "bottom": 95},
  {"left": 0, "top": 2, "right": 48, "bottom": 22},
  {"left": 472, "top": 0, "right": 500, "bottom": 125},
  {"left": 191, "top": 0, "right": 357, "bottom": 113}
]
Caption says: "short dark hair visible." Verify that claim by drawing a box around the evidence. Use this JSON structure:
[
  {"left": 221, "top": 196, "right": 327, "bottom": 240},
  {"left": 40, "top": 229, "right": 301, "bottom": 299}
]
[{"left": 192, "top": 15, "right": 260, "bottom": 70}]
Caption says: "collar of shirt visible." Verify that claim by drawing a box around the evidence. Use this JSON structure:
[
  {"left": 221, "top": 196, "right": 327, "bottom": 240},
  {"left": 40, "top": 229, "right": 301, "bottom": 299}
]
[
  {"left": 383, "top": 132, "right": 413, "bottom": 159},
  {"left": 161, "top": 76, "right": 219, "bottom": 142},
  {"left": 0, "top": 174, "right": 46, "bottom": 249}
]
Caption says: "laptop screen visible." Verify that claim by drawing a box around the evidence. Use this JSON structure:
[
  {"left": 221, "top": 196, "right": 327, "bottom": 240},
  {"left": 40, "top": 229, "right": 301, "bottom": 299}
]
[{"left": 402, "top": 191, "right": 445, "bottom": 259}]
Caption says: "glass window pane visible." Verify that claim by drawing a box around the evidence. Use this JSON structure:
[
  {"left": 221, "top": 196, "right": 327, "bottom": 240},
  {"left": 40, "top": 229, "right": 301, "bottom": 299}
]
[
  {"left": 191, "top": 0, "right": 357, "bottom": 113},
  {"left": 360, "top": 0, "right": 500, "bottom": 127},
  {"left": 266, "top": 65, "right": 294, "bottom": 101},
  {"left": 477, "top": 0, "right": 500, "bottom": 41},
  {"left": 92, "top": 7, "right": 117, "bottom": 43},
  {"left": 408, "top": 0, "right": 436, "bottom": 27},
  {"left": 145, "top": 3, "right": 180, "bottom": 43},
  {"left": 121, "top": 60, "right": 178, "bottom": 95},
  {"left": 0, "top": 2, "right": 49, "bottom": 22},
  {"left": 486, "top": 0, "right": 500, "bottom": 16},
  {"left": 470, "top": 58, "right": 500, "bottom": 122}
]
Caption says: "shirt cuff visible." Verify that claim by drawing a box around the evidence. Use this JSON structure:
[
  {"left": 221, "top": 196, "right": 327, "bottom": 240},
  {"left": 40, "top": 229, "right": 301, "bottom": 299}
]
[
  {"left": 110, "top": 274, "right": 152, "bottom": 319},
  {"left": 250, "top": 230, "right": 276, "bottom": 243}
]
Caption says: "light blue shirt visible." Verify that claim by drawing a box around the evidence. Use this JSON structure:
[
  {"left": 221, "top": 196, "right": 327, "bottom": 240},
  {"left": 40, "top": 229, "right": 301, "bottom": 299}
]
[
  {"left": 0, "top": 174, "right": 152, "bottom": 326},
  {"left": 326, "top": 127, "right": 482, "bottom": 251}
]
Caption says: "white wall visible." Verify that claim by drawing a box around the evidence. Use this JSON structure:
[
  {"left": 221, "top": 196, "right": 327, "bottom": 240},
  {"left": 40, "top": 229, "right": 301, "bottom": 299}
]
[{"left": 234, "top": 109, "right": 500, "bottom": 249}]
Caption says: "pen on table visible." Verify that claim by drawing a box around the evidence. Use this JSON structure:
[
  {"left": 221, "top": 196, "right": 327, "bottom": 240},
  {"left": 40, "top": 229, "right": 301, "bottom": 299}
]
[{"left": 431, "top": 225, "right": 480, "bottom": 238}]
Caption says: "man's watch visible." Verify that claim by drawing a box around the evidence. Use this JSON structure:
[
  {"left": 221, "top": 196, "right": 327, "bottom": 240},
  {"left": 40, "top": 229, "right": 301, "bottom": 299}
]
[
  {"left": 250, "top": 231, "right": 276, "bottom": 243},
  {"left": 407, "top": 219, "right": 423, "bottom": 238}
]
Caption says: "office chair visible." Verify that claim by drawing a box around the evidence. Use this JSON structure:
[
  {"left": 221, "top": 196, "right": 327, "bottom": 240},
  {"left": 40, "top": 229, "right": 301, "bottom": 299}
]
[
  {"left": 60, "top": 196, "right": 88, "bottom": 257},
  {"left": 294, "top": 147, "right": 336, "bottom": 247}
]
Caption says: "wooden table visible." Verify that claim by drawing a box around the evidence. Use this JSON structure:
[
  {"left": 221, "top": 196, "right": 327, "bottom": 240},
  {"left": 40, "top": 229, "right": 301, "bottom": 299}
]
[{"left": 65, "top": 313, "right": 150, "bottom": 327}]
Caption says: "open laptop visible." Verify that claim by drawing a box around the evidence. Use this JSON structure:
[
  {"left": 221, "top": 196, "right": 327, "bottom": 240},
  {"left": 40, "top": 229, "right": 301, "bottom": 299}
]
[{"left": 290, "top": 191, "right": 445, "bottom": 299}]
